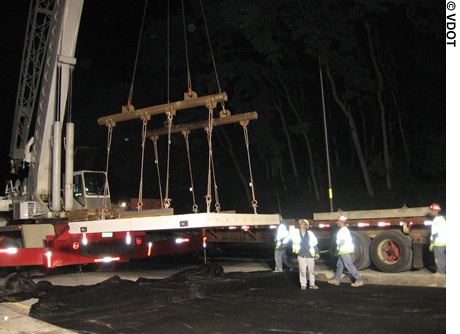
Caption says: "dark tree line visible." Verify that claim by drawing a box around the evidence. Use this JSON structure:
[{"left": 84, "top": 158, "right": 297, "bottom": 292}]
[{"left": 72, "top": 0, "right": 445, "bottom": 218}]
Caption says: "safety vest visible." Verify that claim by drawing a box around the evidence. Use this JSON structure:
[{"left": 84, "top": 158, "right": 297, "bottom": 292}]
[
  {"left": 291, "top": 228, "right": 318, "bottom": 257},
  {"left": 431, "top": 215, "right": 446, "bottom": 246},
  {"left": 275, "top": 222, "right": 290, "bottom": 250},
  {"left": 336, "top": 226, "right": 354, "bottom": 255}
]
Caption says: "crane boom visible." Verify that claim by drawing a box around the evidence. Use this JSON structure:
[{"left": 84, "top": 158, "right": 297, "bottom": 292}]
[
  {"left": 9, "top": 0, "right": 55, "bottom": 173},
  {"left": 7, "top": 0, "right": 84, "bottom": 215}
]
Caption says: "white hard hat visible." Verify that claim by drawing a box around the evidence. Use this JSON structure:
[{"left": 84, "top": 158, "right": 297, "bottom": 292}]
[{"left": 299, "top": 219, "right": 309, "bottom": 227}]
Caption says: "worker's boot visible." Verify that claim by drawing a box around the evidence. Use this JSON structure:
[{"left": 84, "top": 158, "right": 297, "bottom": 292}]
[
  {"left": 432, "top": 272, "right": 446, "bottom": 277},
  {"left": 351, "top": 281, "right": 364, "bottom": 287},
  {"left": 327, "top": 279, "right": 340, "bottom": 285}
]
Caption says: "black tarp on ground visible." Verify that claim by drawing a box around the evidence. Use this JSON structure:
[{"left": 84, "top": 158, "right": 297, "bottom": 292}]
[
  {"left": 0, "top": 272, "right": 36, "bottom": 302},
  {"left": 28, "top": 263, "right": 446, "bottom": 334}
]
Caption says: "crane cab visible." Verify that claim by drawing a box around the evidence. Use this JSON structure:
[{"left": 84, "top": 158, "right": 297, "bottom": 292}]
[{"left": 73, "top": 171, "right": 111, "bottom": 210}]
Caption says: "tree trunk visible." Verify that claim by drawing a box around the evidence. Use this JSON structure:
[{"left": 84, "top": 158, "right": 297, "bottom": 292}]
[
  {"left": 392, "top": 91, "right": 411, "bottom": 166},
  {"left": 356, "top": 97, "right": 368, "bottom": 162},
  {"left": 273, "top": 94, "right": 299, "bottom": 181},
  {"left": 274, "top": 155, "right": 288, "bottom": 193},
  {"left": 276, "top": 77, "right": 321, "bottom": 201},
  {"left": 216, "top": 128, "right": 252, "bottom": 208},
  {"left": 365, "top": 22, "right": 392, "bottom": 189},
  {"left": 325, "top": 63, "right": 374, "bottom": 197}
]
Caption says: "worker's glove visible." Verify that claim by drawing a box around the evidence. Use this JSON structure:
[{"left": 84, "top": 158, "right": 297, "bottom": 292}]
[
  {"left": 429, "top": 244, "right": 434, "bottom": 252},
  {"left": 315, "top": 254, "right": 320, "bottom": 260}
]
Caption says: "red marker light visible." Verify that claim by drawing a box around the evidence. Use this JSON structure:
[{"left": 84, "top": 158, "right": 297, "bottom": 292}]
[{"left": 203, "top": 236, "right": 207, "bottom": 248}]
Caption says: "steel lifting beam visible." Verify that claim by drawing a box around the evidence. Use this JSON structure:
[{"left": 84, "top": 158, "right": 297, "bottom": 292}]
[
  {"left": 97, "top": 92, "right": 228, "bottom": 126},
  {"left": 147, "top": 111, "right": 258, "bottom": 138}
]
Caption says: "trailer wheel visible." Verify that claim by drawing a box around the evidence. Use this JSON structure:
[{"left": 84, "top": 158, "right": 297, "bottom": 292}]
[
  {"left": 350, "top": 232, "right": 371, "bottom": 271},
  {"left": 370, "top": 230, "right": 413, "bottom": 273},
  {"left": 328, "top": 231, "right": 371, "bottom": 271}
]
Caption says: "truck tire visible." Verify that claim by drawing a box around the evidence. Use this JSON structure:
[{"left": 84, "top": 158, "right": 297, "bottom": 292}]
[
  {"left": 328, "top": 231, "right": 371, "bottom": 271},
  {"left": 350, "top": 231, "right": 371, "bottom": 271},
  {"left": 370, "top": 230, "right": 413, "bottom": 273}
]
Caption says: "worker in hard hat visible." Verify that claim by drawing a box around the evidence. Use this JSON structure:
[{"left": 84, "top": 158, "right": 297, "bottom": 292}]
[
  {"left": 328, "top": 215, "right": 364, "bottom": 287},
  {"left": 428, "top": 203, "right": 446, "bottom": 277},
  {"left": 273, "top": 214, "right": 291, "bottom": 272},
  {"left": 290, "top": 219, "right": 320, "bottom": 290}
]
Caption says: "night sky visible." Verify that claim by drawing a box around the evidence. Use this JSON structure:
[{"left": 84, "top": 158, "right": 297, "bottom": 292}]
[{"left": 1, "top": 1, "right": 449, "bottom": 218}]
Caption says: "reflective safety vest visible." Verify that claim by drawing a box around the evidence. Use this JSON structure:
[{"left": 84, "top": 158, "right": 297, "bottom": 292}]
[
  {"left": 291, "top": 228, "right": 318, "bottom": 257},
  {"left": 275, "top": 222, "right": 290, "bottom": 250},
  {"left": 431, "top": 215, "right": 446, "bottom": 246},
  {"left": 336, "top": 226, "right": 354, "bottom": 255}
]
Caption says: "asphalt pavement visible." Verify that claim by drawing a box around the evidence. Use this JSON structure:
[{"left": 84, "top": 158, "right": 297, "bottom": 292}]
[{"left": 0, "top": 258, "right": 447, "bottom": 333}]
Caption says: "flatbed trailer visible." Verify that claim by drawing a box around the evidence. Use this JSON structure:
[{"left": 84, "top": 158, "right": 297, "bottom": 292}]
[
  {"left": 0, "top": 212, "right": 279, "bottom": 270},
  {"left": 203, "top": 207, "right": 435, "bottom": 273},
  {"left": 304, "top": 206, "right": 432, "bottom": 273}
]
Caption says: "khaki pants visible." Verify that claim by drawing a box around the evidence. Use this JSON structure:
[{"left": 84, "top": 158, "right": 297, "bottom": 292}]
[{"left": 297, "top": 256, "right": 315, "bottom": 287}]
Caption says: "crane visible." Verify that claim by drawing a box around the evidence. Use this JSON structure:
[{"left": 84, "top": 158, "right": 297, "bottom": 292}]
[{"left": 3, "top": 0, "right": 110, "bottom": 220}]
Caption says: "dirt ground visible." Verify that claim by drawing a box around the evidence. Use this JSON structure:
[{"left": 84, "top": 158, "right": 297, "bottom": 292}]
[{"left": 26, "top": 264, "right": 445, "bottom": 334}]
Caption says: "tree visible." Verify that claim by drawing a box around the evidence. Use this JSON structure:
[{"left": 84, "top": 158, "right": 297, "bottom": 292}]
[{"left": 365, "top": 22, "right": 391, "bottom": 190}]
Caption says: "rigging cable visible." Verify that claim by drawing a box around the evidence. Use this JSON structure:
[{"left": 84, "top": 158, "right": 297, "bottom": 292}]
[
  {"left": 167, "top": 0, "right": 170, "bottom": 102},
  {"left": 127, "top": 0, "right": 149, "bottom": 108},
  {"left": 199, "top": 0, "right": 225, "bottom": 112},
  {"left": 137, "top": 117, "right": 148, "bottom": 210},
  {"left": 197, "top": 1, "right": 223, "bottom": 212},
  {"left": 211, "top": 148, "right": 221, "bottom": 213},
  {"left": 163, "top": 109, "right": 174, "bottom": 209},
  {"left": 319, "top": 55, "right": 334, "bottom": 212},
  {"left": 181, "top": 0, "right": 193, "bottom": 96},
  {"left": 241, "top": 121, "right": 258, "bottom": 214},
  {"left": 183, "top": 130, "right": 198, "bottom": 213},
  {"left": 152, "top": 136, "right": 164, "bottom": 208},
  {"left": 205, "top": 106, "right": 214, "bottom": 213},
  {"left": 102, "top": 124, "right": 114, "bottom": 219}
]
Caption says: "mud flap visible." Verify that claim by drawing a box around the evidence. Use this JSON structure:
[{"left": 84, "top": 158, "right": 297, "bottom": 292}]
[{"left": 412, "top": 243, "right": 423, "bottom": 268}]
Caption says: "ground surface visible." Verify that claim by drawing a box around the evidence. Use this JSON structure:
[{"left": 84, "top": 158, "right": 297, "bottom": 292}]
[{"left": 25, "top": 265, "right": 445, "bottom": 334}]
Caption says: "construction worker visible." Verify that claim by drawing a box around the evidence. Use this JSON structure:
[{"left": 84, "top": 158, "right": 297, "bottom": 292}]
[
  {"left": 328, "top": 215, "right": 364, "bottom": 287},
  {"left": 290, "top": 220, "right": 320, "bottom": 290},
  {"left": 428, "top": 203, "right": 446, "bottom": 277},
  {"left": 273, "top": 214, "right": 291, "bottom": 272}
]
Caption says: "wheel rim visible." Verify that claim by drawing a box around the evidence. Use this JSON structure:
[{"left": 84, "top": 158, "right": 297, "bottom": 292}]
[{"left": 376, "top": 239, "right": 402, "bottom": 265}]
